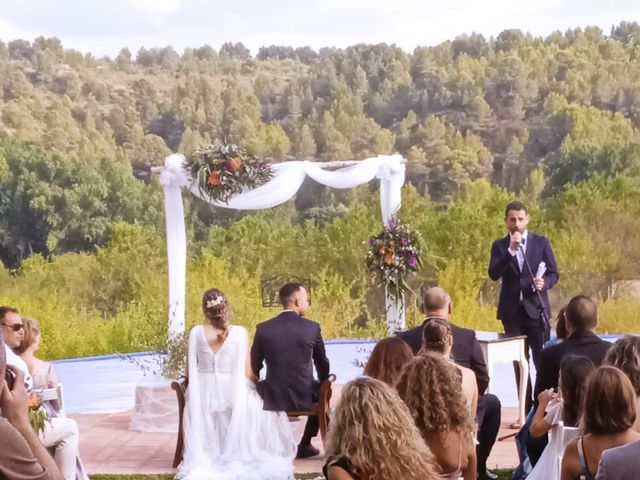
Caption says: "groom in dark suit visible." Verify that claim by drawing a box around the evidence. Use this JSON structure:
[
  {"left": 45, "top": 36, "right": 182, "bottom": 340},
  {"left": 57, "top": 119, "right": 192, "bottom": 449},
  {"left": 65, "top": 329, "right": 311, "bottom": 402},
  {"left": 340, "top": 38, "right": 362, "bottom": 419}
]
[
  {"left": 251, "top": 283, "right": 330, "bottom": 459},
  {"left": 489, "top": 200, "right": 559, "bottom": 410}
]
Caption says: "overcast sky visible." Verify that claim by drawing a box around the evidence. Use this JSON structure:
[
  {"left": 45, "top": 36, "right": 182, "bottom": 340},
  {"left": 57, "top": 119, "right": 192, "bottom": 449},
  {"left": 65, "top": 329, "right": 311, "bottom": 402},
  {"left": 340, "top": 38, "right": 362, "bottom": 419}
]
[{"left": 1, "top": 0, "right": 639, "bottom": 58}]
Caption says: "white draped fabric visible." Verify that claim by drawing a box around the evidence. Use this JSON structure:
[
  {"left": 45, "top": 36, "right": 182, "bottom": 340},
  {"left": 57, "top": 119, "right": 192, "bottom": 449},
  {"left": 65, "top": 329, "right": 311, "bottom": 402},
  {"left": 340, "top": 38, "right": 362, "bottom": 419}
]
[{"left": 159, "top": 154, "right": 406, "bottom": 337}]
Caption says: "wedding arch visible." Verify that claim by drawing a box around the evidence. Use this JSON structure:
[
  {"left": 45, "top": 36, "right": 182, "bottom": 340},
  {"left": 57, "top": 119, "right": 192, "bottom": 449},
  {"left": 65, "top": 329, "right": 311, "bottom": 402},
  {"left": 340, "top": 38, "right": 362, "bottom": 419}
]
[{"left": 156, "top": 153, "right": 407, "bottom": 339}]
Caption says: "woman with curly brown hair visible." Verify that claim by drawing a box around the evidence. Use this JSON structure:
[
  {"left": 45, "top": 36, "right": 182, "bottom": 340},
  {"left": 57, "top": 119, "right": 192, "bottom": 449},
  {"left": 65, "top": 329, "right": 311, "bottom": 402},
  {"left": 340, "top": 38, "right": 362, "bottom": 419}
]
[
  {"left": 323, "top": 376, "right": 439, "bottom": 480},
  {"left": 397, "top": 352, "right": 477, "bottom": 480},
  {"left": 363, "top": 336, "right": 413, "bottom": 387},
  {"left": 421, "top": 318, "right": 478, "bottom": 417},
  {"left": 178, "top": 288, "right": 296, "bottom": 480}
]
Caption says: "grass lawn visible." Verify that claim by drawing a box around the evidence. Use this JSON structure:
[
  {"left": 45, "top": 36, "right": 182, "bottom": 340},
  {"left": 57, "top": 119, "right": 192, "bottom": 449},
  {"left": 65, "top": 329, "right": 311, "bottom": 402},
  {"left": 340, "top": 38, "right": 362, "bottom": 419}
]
[{"left": 90, "top": 470, "right": 514, "bottom": 479}]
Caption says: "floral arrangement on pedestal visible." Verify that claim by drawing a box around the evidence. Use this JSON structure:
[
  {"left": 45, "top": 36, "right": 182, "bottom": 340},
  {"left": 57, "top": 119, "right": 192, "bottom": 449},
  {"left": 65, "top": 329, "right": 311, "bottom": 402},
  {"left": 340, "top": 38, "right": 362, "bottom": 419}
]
[
  {"left": 28, "top": 392, "right": 47, "bottom": 434},
  {"left": 366, "top": 216, "right": 422, "bottom": 303},
  {"left": 185, "top": 143, "right": 273, "bottom": 203}
]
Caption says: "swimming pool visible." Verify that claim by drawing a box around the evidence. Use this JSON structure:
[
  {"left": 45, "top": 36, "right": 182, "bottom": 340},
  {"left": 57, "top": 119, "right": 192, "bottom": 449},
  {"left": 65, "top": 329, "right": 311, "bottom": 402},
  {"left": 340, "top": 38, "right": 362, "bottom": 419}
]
[{"left": 54, "top": 338, "right": 538, "bottom": 414}]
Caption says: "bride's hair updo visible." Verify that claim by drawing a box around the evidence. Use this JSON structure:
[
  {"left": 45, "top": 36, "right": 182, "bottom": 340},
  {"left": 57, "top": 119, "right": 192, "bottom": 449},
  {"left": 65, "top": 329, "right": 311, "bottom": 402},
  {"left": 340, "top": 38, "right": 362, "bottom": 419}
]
[{"left": 202, "top": 288, "right": 231, "bottom": 340}]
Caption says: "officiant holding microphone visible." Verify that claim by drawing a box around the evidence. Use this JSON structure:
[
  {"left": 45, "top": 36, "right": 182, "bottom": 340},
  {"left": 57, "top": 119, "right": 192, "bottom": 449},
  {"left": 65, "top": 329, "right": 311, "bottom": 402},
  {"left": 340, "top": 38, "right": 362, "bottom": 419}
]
[{"left": 488, "top": 201, "right": 559, "bottom": 412}]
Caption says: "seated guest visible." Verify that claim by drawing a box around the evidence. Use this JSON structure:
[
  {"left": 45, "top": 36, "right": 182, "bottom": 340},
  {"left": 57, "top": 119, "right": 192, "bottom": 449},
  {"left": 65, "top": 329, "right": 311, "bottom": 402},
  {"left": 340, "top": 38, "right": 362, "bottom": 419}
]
[
  {"left": 16, "top": 317, "right": 89, "bottom": 480},
  {"left": 544, "top": 306, "right": 569, "bottom": 348},
  {"left": 596, "top": 439, "right": 640, "bottom": 480},
  {"left": 561, "top": 366, "right": 640, "bottom": 480},
  {"left": 397, "top": 352, "right": 477, "bottom": 480},
  {"left": 1, "top": 328, "right": 64, "bottom": 480},
  {"left": 603, "top": 334, "right": 640, "bottom": 432},
  {"left": 534, "top": 295, "right": 611, "bottom": 399},
  {"left": 530, "top": 354, "right": 595, "bottom": 437},
  {"left": 363, "top": 336, "right": 413, "bottom": 387},
  {"left": 1, "top": 306, "right": 33, "bottom": 388},
  {"left": 323, "top": 376, "right": 438, "bottom": 480},
  {"left": 529, "top": 296, "right": 610, "bottom": 467},
  {"left": 397, "top": 287, "right": 500, "bottom": 480},
  {"left": 422, "top": 318, "right": 478, "bottom": 417},
  {"left": 526, "top": 355, "right": 595, "bottom": 480}
]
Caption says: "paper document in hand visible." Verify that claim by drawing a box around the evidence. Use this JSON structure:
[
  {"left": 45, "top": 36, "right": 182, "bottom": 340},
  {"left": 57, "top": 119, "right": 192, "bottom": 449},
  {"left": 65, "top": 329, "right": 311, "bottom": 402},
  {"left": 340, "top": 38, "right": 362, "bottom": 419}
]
[{"left": 535, "top": 262, "right": 546, "bottom": 279}]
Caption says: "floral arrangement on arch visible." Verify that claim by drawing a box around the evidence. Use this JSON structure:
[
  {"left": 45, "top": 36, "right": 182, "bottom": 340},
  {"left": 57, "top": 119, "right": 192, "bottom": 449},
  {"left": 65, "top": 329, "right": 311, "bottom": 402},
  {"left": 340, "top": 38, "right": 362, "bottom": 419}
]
[
  {"left": 366, "top": 216, "right": 422, "bottom": 302},
  {"left": 185, "top": 143, "right": 273, "bottom": 203}
]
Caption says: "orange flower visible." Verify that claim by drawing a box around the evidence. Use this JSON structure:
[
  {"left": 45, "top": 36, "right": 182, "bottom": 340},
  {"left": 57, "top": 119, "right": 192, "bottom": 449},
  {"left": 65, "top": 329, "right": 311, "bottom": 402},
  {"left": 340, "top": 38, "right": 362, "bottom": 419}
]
[
  {"left": 228, "top": 158, "right": 242, "bottom": 172},
  {"left": 380, "top": 241, "right": 396, "bottom": 265},
  {"left": 28, "top": 393, "right": 41, "bottom": 409},
  {"left": 207, "top": 171, "right": 221, "bottom": 186},
  {"left": 384, "top": 252, "right": 395, "bottom": 265}
]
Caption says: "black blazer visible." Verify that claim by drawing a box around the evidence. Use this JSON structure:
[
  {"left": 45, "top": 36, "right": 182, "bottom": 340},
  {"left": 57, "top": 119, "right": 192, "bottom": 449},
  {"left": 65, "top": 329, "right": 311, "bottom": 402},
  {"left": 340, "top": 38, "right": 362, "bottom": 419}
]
[
  {"left": 250, "top": 311, "right": 330, "bottom": 411},
  {"left": 396, "top": 317, "right": 490, "bottom": 394},
  {"left": 533, "top": 331, "right": 611, "bottom": 398},
  {"left": 488, "top": 232, "right": 559, "bottom": 323}
]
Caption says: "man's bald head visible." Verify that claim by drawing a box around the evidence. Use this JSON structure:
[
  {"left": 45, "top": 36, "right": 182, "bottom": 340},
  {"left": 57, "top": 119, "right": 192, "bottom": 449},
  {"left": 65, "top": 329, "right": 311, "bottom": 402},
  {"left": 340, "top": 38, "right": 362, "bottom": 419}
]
[{"left": 421, "top": 287, "right": 452, "bottom": 317}]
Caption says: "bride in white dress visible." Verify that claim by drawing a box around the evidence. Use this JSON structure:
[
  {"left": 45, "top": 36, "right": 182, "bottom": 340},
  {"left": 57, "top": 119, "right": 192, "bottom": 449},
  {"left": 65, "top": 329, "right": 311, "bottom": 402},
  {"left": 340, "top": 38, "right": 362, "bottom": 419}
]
[{"left": 176, "top": 288, "right": 296, "bottom": 480}]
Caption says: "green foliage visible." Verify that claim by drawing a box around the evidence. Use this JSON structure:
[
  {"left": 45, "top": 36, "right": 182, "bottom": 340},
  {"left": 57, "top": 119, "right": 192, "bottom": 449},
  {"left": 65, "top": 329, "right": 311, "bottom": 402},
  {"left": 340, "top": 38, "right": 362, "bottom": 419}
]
[
  {"left": 3, "top": 30, "right": 640, "bottom": 359},
  {"left": 0, "top": 141, "right": 162, "bottom": 267}
]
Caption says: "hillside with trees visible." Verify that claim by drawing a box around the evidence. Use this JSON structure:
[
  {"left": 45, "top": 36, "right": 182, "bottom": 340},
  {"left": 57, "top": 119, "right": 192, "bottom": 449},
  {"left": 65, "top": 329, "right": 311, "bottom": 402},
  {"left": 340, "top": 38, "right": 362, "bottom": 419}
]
[{"left": 2, "top": 23, "right": 640, "bottom": 356}]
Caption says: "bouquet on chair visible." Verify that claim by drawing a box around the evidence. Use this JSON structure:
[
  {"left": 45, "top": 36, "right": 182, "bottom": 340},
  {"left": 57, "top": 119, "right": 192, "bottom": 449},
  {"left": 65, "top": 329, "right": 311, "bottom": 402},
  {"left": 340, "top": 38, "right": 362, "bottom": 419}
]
[{"left": 28, "top": 392, "right": 48, "bottom": 434}]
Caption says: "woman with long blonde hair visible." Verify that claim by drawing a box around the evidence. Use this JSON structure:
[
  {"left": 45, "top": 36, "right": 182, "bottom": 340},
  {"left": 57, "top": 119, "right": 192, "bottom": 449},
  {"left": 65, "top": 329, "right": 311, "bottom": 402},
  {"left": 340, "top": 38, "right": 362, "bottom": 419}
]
[
  {"left": 397, "top": 352, "right": 477, "bottom": 480},
  {"left": 323, "top": 376, "right": 438, "bottom": 480}
]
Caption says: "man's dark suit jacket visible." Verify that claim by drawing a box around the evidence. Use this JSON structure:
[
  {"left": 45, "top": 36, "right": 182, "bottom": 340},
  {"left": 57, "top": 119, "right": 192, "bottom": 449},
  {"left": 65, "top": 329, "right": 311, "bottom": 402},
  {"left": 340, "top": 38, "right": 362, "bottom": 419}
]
[
  {"left": 533, "top": 331, "right": 611, "bottom": 398},
  {"left": 396, "top": 317, "right": 489, "bottom": 394},
  {"left": 251, "top": 311, "right": 330, "bottom": 412},
  {"left": 488, "top": 232, "right": 559, "bottom": 323}
]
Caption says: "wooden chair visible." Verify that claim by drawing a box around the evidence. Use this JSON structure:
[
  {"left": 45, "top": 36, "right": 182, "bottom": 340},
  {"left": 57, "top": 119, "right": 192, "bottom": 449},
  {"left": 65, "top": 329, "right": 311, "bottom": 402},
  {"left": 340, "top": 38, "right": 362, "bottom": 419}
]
[
  {"left": 171, "top": 377, "right": 188, "bottom": 468},
  {"left": 286, "top": 374, "right": 337, "bottom": 448},
  {"left": 170, "top": 374, "right": 336, "bottom": 467}
]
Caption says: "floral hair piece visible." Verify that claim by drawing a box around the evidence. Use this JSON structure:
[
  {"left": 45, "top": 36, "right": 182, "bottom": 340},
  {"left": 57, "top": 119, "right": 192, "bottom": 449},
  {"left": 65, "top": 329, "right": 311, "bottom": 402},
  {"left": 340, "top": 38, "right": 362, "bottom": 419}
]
[{"left": 206, "top": 296, "right": 223, "bottom": 309}]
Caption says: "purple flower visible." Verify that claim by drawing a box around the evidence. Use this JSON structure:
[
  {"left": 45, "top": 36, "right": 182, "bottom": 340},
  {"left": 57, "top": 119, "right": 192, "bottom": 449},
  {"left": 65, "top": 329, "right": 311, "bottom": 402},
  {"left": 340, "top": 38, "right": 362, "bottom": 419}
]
[
  {"left": 369, "top": 238, "right": 376, "bottom": 247},
  {"left": 401, "top": 238, "right": 409, "bottom": 246},
  {"left": 387, "top": 216, "right": 397, "bottom": 229},
  {"left": 256, "top": 163, "right": 267, "bottom": 171},
  {"left": 222, "top": 164, "right": 230, "bottom": 171},
  {"left": 407, "top": 257, "right": 417, "bottom": 267}
]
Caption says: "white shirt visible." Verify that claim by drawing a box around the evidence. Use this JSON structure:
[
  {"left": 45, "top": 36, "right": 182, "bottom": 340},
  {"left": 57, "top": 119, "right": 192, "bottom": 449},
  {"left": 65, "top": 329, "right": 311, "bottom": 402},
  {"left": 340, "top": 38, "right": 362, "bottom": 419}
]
[
  {"left": 4, "top": 345, "right": 33, "bottom": 390},
  {"left": 508, "top": 230, "right": 529, "bottom": 272}
]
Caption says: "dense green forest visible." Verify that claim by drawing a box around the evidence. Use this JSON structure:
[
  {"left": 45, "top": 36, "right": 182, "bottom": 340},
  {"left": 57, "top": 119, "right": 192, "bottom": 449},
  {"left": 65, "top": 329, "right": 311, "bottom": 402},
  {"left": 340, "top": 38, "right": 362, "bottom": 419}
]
[{"left": 2, "top": 23, "right": 640, "bottom": 358}]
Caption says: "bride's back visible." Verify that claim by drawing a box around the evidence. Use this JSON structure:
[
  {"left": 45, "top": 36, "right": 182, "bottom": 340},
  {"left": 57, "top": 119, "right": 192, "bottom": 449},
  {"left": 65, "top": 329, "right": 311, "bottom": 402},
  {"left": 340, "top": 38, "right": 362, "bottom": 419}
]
[{"left": 194, "top": 324, "right": 242, "bottom": 376}]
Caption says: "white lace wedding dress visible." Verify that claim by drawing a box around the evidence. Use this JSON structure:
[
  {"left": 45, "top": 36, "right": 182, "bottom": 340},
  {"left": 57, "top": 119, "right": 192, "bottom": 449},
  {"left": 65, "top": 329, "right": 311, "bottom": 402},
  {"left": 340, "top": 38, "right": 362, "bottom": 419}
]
[{"left": 176, "top": 325, "right": 296, "bottom": 480}]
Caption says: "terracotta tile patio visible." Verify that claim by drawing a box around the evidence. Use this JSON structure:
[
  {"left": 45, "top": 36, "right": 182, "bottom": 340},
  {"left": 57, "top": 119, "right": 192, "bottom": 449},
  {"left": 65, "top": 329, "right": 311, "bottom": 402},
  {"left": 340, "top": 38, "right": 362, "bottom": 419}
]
[{"left": 73, "top": 386, "right": 521, "bottom": 475}]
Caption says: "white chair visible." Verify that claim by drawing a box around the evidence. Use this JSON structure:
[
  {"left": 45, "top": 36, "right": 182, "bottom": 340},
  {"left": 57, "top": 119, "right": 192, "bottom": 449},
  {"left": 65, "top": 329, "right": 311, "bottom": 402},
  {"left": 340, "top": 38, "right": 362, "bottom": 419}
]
[{"left": 556, "top": 422, "right": 580, "bottom": 478}]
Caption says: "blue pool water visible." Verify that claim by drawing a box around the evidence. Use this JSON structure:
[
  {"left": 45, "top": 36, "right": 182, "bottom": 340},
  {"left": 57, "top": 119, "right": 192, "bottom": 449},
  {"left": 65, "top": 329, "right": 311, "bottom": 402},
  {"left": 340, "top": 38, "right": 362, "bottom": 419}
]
[{"left": 53, "top": 335, "right": 622, "bottom": 414}]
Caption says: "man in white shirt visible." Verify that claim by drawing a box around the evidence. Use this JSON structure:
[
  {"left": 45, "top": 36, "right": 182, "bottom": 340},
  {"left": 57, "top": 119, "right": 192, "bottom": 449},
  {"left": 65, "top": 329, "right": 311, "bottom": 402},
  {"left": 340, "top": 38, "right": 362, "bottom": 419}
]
[{"left": 1, "top": 306, "right": 33, "bottom": 389}]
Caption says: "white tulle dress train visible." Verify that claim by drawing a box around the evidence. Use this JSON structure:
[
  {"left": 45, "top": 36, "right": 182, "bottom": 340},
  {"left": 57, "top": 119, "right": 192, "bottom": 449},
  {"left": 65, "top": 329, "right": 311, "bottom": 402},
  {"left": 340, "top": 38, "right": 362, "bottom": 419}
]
[{"left": 176, "top": 325, "right": 296, "bottom": 480}]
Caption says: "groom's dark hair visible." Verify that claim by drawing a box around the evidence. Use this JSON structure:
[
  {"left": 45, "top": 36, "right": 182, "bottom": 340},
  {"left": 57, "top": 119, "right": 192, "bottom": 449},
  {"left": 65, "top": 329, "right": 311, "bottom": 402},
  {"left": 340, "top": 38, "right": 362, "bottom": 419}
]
[{"left": 279, "top": 283, "right": 304, "bottom": 307}]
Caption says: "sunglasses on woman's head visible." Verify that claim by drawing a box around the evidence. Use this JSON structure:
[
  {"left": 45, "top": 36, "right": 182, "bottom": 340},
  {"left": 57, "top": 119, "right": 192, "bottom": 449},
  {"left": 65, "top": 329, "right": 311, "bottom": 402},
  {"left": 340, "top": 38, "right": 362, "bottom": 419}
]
[{"left": 1, "top": 323, "right": 24, "bottom": 332}]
